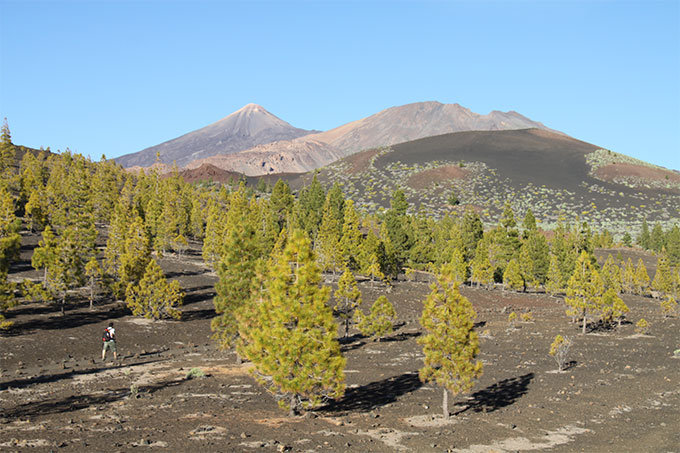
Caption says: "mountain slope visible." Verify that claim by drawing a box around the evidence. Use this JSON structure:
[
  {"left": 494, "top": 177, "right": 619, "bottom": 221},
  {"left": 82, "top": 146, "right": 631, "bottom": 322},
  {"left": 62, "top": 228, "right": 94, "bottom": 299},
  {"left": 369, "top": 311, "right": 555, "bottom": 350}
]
[
  {"left": 291, "top": 128, "right": 679, "bottom": 233},
  {"left": 187, "top": 101, "right": 563, "bottom": 176},
  {"left": 115, "top": 104, "right": 316, "bottom": 168}
]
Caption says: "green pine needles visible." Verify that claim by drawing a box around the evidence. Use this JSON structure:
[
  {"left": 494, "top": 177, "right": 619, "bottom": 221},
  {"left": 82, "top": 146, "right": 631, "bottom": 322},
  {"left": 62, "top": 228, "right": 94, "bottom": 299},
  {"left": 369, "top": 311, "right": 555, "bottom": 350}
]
[
  {"left": 243, "top": 230, "right": 346, "bottom": 416},
  {"left": 125, "top": 259, "right": 183, "bottom": 320},
  {"left": 418, "top": 265, "right": 483, "bottom": 418}
]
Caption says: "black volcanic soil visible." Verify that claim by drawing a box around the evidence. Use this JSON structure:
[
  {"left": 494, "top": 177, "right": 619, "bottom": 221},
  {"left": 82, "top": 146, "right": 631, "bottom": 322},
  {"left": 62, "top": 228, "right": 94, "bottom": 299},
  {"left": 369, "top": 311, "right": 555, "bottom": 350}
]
[
  {"left": 1, "top": 242, "right": 679, "bottom": 452},
  {"left": 385, "top": 129, "right": 600, "bottom": 190}
]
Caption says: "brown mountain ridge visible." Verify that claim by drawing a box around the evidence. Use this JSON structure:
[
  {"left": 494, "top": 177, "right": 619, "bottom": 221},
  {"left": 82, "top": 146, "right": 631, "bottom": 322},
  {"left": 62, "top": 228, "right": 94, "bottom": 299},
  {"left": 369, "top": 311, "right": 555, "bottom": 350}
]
[{"left": 184, "top": 101, "right": 563, "bottom": 176}]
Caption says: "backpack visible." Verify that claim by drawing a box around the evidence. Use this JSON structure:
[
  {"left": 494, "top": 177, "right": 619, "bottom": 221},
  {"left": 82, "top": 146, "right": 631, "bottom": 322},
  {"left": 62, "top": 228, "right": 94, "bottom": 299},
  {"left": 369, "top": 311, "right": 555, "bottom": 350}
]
[{"left": 102, "top": 328, "right": 112, "bottom": 342}]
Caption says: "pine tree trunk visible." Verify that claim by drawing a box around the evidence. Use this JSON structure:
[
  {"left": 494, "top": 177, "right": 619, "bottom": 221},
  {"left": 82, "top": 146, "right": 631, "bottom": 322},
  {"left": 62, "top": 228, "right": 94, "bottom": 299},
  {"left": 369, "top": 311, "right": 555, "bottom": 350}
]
[
  {"left": 582, "top": 314, "right": 587, "bottom": 334},
  {"left": 61, "top": 293, "right": 66, "bottom": 316},
  {"left": 289, "top": 393, "right": 298, "bottom": 417},
  {"left": 442, "top": 388, "right": 449, "bottom": 418},
  {"left": 345, "top": 315, "right": 349, "bottom": 337}
]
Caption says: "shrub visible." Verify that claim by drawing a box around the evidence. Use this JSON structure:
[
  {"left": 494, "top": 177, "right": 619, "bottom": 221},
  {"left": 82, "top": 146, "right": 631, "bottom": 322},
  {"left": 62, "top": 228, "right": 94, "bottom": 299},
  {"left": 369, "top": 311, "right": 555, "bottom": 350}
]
[
  {"left": 549, "top": 335, "right": 572, "bottom": 372},
  {"left": 508, "top": 311, "right": 518, "bottom": 328},
  {"left": 185, "top": 367, "right": 206, "bottom": 379},
  {"left": 520, "top": 312, "right": 534, "bottom": 323},
  {"left": 635, "top": 318, "right": 649, "bottom": 335},
  {"left": 660, "top": 296, "right": 678, "bottom": 319}
]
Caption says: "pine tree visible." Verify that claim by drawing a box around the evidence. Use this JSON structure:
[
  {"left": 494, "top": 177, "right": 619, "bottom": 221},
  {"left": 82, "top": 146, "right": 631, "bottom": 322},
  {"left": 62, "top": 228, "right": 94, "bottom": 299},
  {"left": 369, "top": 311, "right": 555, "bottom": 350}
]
[
  {"left": 565, "top": 251, "right": 603, "bottom": 334},
  {"left": 296, "top": 173, "right": 325, "bottom": 240},
  {"left": 384, "top": 189, "right": 411, "bottom": 272},
  {"left": 551, "top": 216, "right": 579, "bottom": 285},
  {"left": 316, "top": 190, "right": 343, "bottom": 274},
  {"left": 365, "top": 252, "right": 386, "bottom": 287},
  {"left": 652, "top": 248, "right": 674, "bottom": 298},
  {"left": 622, "top": 258, "right": 636, "bottom": 294},
  {"left": 211, "top": 207, "right": 261, "bottom": 351},
  {"left": 355, "top": 295, "right": 397, "bottom": 340},
  {"left": 125, "top": 259, "right": 183, "bottom": 320},
  {"left": 601, "top": 255, "right": 622, "bottom": 294},
  {"left": 470, "top": 240, "right": 493, "bottom": 289},
  {"left": 338, "top": 200, "right": 362, "bottom": 270},
  {"left": 634, "top": 258, "right": 650, "bottom": 295},
  {"left": 503, "top": 258, "right": 523, "bottom": 292},
  {"left": 522, "top": 208, "right": 537, "bottom": 238},
  {"left": 117, "top": 216, "right": 152, "bottom": 298},
  {"left": 202, "top": 202, "right": 226, "bottom": 267},
  {"left": 460, "top": 208, "right": 483, "bottom": 261},
  {"left": 545, "top": 253, "right": 563, "bottom": 295},
  {"left": 0, "top": 187, "right": 21, "bottom": 274},
  {"left": 334, "top": 267, "right": 362, "bottom": 337},
  {"left": 650, "top": 223, "right": 665, "bottom": 252},
  {"left": 522, "top": 230, "right": 550, "bottom": 286},
  {"left": 0, "top": 118, "right": 15, "bottom": 181},
  {"left": 447, "top": 246, "right": 468, "bottom": 285},
  {"left": 598, "top": 288, "right": 628, "bottom": 328},
  {"left": 418, "top": 266, "right": 483, "bottom": 418},
  {"left": 269, "top": 179, "right": 295, "bottom": 233},
  {"left": 666, "top": 225, "right": 680, "bottom": 266},
  {"left": 622, "top": 232, "right": 633, "bottom": 247},
  {"left": 408, "top": 214, "right": 436, "bottom": 268},
  {"left": 637, "top": 219, "right": 651, "bottom": 249},
  {"left": 242, "top": 230, "right": 346, "bottom": 416},
  {"left": 496, "top": 201, "right": 521, "bottom": 268},
  {"left": 84, "top": 257, "right": 101, "bottom": 310}
]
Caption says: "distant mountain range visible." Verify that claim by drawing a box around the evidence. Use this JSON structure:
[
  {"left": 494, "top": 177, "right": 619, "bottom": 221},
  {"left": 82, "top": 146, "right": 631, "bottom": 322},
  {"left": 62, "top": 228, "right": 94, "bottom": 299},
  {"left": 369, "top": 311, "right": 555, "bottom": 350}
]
[
  {"left": 116, "top": 101, "right": 563, "bottom": 175},
  {"left": 115, "top": 104, "right": 317, "bottom": 168}
]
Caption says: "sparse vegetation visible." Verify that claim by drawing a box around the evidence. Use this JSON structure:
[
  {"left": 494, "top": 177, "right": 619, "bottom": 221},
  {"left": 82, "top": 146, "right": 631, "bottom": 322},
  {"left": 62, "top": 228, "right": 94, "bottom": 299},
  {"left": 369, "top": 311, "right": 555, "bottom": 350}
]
[{"left": 549, "top": 335, "right": 573, "bottom": 372}]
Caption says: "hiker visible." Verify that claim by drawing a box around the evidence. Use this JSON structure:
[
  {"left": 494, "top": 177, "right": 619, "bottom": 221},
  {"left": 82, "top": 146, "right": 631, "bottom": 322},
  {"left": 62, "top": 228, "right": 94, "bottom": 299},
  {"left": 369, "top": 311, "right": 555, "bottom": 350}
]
[{"left": 102, "top": 322, "right": 118, "bottom": 361}]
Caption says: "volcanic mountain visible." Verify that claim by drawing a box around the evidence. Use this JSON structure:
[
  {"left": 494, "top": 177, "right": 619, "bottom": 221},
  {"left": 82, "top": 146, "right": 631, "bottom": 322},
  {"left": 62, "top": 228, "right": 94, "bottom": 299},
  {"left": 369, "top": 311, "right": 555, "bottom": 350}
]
[
  {"left": 186, "top": 101, "right": 563, "bottom": 176},
  {"left": 281, "top": 128, "right": 679, "bottom": 233},
  {"left": 115, "top": 104, "right": 316, "bottom": 168}
]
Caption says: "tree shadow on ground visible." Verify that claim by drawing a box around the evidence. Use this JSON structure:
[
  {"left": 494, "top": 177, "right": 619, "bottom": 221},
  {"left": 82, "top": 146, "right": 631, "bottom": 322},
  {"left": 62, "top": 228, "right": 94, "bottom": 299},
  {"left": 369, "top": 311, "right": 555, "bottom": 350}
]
[
  {"left": 454, "top": 372, "right": 534, "bottom": 415},
  {"left": 380, "top": 331, "right": 421, "bottom": 342},
  {"left": 165, "top": 268, "right": 212, "bottom": 279},
  {"left": 180, "top": 308, "right": 216, "bottom": 322},
  {"left": 588, "top": 319, "right": 630, "bottom": 333},
  {"left": 2, "top": 375, "right": 184, "bottom": 420},
  {"left": 2, "top": 305, "right": 129, "bottom": 336},
  {"left": 320, "top": 371, "right": 422, "bottom": 415},
  {"left": 0, "top": 358, "right": 165, "bottom": 391},
  {"left": 182, "top": 289, "right": 215, "bottom": 306},
  {"left": 562, "top": 360, "right": 577, "bottom": 371}
]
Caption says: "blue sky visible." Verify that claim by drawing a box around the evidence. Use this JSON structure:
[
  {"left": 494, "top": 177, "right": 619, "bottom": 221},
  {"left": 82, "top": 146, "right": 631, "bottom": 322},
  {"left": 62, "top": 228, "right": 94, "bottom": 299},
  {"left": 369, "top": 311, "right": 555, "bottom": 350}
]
[{"left": 1, "top": 0, "right": 678, "bottom": 170}]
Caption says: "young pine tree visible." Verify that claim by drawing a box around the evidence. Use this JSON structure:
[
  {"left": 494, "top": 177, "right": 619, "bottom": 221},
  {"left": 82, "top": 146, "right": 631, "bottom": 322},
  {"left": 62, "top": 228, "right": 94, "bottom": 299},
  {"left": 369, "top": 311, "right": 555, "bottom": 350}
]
[
  {"left": 622, "top": 258, "right": 636, "bottom": 294},
  {"left": 634, "top": 258, "right": 650, "bottom": 295},
  {"left": 470, "top": 241, "right": 494, "bottom": 289},
  {"left": 565, "top": 251, "right": 603, "bottom": 334},
  {"left": 503, "top": 258, "right": 523, "bottom": 292},
  {"left": 355, "top": 295, "right": 397, "bottom": 341},
  {"left": 242, "top": 230, "right": 346, "bottom": 416},
  {"left": 117, "top": 216, "right": 152, "bottom": 298},
  {"left": 125, "top": 259, "right": 183, "bottom": 320},
  {"left": 652, "top": 248, "right": 674, "bottom": 299},
  {"left": 334, "top": 267, "right": 362, "bottom": 337},
  {"left": 211, "top": 213, "right": 261, "bottom": 353},
  {"left": 545, "top": 253, "right": 563, "bottom": 295},
  {"left": 418, "top": 266, "right": 483, "bottom": 418},
  {"left": 338, "top": 200, "right": 362, "bottom": 270}
]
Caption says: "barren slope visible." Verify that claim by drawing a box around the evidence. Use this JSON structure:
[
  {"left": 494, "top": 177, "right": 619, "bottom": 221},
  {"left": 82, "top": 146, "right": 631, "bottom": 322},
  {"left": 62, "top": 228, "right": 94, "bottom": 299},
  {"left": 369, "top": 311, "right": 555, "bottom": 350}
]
[
  {"left": 115, "top": 104, "right": 315, "bottom": 168},
  {"left": 186, "top": 101, "right": 563, "bottom": 176}
]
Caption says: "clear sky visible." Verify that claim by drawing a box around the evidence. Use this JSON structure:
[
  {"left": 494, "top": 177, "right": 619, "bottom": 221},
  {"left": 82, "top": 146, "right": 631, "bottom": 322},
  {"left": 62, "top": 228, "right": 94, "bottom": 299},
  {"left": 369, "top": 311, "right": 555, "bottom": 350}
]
[{"left": 1, "top": 0, "right": 678, "bottom": 170}]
